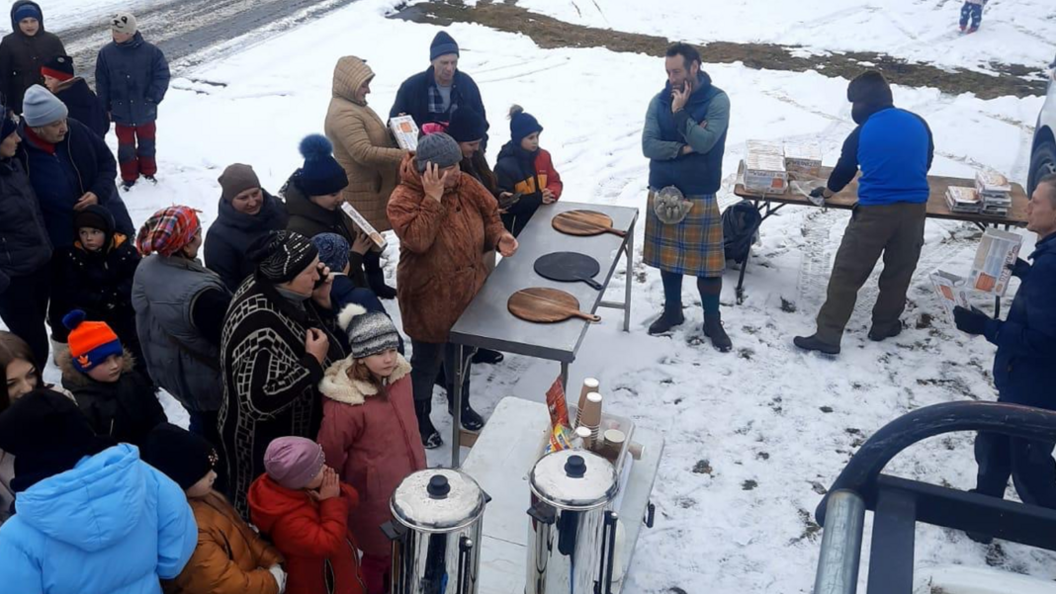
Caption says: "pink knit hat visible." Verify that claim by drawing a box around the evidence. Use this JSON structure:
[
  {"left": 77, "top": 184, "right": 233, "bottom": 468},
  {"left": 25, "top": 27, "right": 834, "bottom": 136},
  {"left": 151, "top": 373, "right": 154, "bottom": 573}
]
[{"left": 263, "top": 437, "right": 326, "bottom": 490}]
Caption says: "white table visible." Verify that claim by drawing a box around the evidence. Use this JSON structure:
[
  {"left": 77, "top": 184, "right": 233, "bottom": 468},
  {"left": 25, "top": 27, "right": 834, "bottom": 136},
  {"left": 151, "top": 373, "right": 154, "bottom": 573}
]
[{"left": 461, "top": 397, "right": 665, "bottom": 594}]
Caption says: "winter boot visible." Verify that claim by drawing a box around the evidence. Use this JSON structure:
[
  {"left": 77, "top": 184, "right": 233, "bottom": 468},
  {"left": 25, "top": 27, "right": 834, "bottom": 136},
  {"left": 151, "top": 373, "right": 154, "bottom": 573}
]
[
  {"left": 447, "top": 387, "right": 485, "bottom": 432},
  {"left": 472, "top": 348, "right": 504, "bottom": 365},
  {"left": 121, "top": 180, "right": 136, "bottom": 191},
  {"left": 703, "top": 313, "right": 733, "bottom": 352},
  {"left": 144, "top": 175, "right": 158, "bottom": 185},
  {"left": 793, "top": 334, "right": 841, "bottom": 355},
  {"left": 647, "top": 305, "right": 685, "bottom": 336},
  {"left": 868, "top": 323, "right": 902, "bottom": 342},
  {"left": 414, "top": 399, "right": 443, "bottom": 449},
  {"left": 967, "top": 25, "right": 978, "bottom": 34}
]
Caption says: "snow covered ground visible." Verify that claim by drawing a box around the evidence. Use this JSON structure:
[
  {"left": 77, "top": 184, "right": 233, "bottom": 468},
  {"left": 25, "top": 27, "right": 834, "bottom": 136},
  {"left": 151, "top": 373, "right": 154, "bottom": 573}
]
[
  {"left": 12, "top": 0, "right": 1056, "bottom": 592},
  {"left": 513, "top": 0, "right": 1056, "bottom": 75}
]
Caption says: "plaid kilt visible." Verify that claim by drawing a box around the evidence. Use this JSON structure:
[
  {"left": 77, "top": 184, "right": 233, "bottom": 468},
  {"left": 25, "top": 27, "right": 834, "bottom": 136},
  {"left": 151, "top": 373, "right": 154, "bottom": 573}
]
[{"left": 643, "top": 191, "right": 725, "bottom": 276}]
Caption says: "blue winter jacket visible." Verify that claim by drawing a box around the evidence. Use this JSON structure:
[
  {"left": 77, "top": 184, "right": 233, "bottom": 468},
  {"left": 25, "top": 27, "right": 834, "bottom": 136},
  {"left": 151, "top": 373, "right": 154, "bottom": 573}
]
[
  {"left": 0, "top": 444, "right": 197, "bottom": 594},
  {"left": 984, "top": 233, "right": 1056, "bottom": 408},
  {"left": 827, "top": 106, "right": 934, "bottom": 206},
  {"left": 95, "top": 32, "right": 170, "bottom": 126}
]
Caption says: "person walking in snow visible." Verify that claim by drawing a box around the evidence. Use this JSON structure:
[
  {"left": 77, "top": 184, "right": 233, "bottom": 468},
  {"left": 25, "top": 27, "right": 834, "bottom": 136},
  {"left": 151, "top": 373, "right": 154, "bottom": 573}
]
[
  {"left": 96, "top": 12, "right": 170, "bottom": 190},
  {"left": 0, "top": 1, "right": 65, "bottom": 114},
  {"left": 42, "top": 55, "right": 110, "bottom": 137},
  {"left": 642, "top": 43, "right": 733, "bottom": 352},
  {"left": 953, "top": 173, "right": 1056, "bottom": 521},
  {"left": 795, "top": 71, "right": 934, "bottom": 356},
  {"left": 390, "top": 31, "right": 488, "bottom": 146},
  {"left": 326, "top": 56, "right": 406, "bottom": 299},
  {"left": 959, "top": 0, "right": 987, "bottom": 34}
]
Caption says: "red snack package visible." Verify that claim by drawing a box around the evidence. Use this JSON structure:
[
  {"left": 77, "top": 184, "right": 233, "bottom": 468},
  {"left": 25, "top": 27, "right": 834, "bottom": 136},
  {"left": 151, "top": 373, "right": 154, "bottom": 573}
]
[{"left": 546, "top": 376, "right": 570, "bottom": 430}]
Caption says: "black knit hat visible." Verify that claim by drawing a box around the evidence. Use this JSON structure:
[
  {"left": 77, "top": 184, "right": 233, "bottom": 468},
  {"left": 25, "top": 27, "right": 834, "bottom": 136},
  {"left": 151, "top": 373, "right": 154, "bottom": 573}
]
[
  {"left": 296, "top": 134, "right": 349, "bottom": 197},
  {"left": 0, "top": 389, "right": 112, "bottom": 493},
  {"left": 74, "top": 204, "right": 115, "bottom": 235},
  {"left": 248, "top": 230, "right": 319, "bottom": 284},
  {"left": 141, "top": 423, "right": 217, "bottom": 491},
  {"left": 847, "top": 70, "right": 893, "bottom": 107},
  {"left": 509, "top": 105, "right": 543, "bottom": 147},
  {"left": 430, "top": 31, "right": 459, "bottom": 61},
  {"left": 42, "top": 55, "right": 75, "bottom": 81},
  {"left": 446, "top": 107, "right": 487, "bottom": 144}
]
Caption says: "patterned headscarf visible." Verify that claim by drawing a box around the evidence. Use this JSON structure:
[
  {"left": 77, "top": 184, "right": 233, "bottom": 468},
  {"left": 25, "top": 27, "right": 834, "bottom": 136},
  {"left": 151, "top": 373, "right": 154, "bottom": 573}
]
[
  {"left": 136, "top": 206, "right": 201, "bottom": 257},
  {"left": 248, "top": 230, "right": 319, "bottom": 284}
]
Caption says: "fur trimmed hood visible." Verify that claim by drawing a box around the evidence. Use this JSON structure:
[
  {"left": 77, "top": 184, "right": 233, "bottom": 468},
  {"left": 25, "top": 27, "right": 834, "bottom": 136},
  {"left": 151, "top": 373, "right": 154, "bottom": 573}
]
[
  {"left": 319, "top": 354, "right": 411, "bottom": 405},
  {"left": 57, "top": 348, "right": 136, "bottom": 388}
]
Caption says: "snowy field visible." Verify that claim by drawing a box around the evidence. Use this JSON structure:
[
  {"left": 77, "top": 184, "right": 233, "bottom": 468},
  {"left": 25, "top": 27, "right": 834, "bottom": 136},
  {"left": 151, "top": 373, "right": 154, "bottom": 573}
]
[
  {"left": 13, "top": 0, "right": 1056, "bottom": 592},
  {"left": 1, "top": 0, "right": 170, "bottom": 31},
  {"left": 511, "top": 0, "right": 1056, "bottom": 75}
]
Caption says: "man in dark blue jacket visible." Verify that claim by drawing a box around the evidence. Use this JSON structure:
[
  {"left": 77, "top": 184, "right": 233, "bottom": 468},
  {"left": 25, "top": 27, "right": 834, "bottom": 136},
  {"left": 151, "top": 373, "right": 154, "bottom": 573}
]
[
  {"left": 95, "top": 12, "right": 169, "bottom": 189},
  {"left": 795, "top": 70, "right": 934, "bottom": 355},
  {"left": 954, "top": 173, "right": 1056, "bottom": 516},
  {"left": 18, "top": 84, "right": 134, "bottom": 347},
  {"left": 389, "top": 31, "right": 488, "bottom": 147}
]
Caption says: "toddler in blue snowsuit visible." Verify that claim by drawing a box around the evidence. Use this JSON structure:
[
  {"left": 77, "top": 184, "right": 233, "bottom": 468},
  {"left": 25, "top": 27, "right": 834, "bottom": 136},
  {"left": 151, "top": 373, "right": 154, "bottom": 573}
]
[{"left": 960, "top": 0, "right": 986, "bottom": 33}]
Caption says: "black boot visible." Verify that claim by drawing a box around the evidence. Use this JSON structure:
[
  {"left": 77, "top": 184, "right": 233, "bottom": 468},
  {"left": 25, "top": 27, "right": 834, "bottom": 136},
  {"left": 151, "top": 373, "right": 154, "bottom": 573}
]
[
  {"left": 648, "top": 305, "right": 685, "bottom": 336},
  {"left": 414, "top": 399, "right": 443, "bottom": 449},
  {"left": 472, "top": 348, "right": 504, "bottom": 365},
  {"left": 793, "top": 334, "right": 841, "bottom": 355},
  {"left": 447, "top": 386, "right": 485, "bottom": 432},
  {"left": 703, "top": 313, "right": 732, "bottom": 352},
  {"left": 868, "top": 323, "right": 902, "bottom": 342}
]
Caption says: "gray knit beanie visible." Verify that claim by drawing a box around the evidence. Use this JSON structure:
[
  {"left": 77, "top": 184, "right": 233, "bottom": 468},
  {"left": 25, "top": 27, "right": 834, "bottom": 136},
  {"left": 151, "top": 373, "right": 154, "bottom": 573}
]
[
  {"left": 338, "top": 304, "right": 400, "bottom": 360},
  {"left": 415, "top": 132, "right": 463, "bottom": 174},
  {"left": 22, "top": 85, "right": 68, "bottom": 127}
]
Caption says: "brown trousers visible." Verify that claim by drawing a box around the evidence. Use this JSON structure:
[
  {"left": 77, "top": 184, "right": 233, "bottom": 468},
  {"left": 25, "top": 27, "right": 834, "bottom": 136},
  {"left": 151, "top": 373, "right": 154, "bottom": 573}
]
[{"left": 815, "top": 202, "right": 927, "bottom": 345}]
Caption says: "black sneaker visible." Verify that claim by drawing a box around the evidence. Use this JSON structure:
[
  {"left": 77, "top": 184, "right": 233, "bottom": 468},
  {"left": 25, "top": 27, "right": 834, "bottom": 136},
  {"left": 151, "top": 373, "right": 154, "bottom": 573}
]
[
  {"left": 868, "top": 324, "right": 902, "bottom": 342},
  {"left": 703, "top": 314, "right": 732, "bottom": 352},
  {"left": 472, "top": 348, "right": 504, "bottom": 365},
  {"left": 793, "top": 334, "right": 841, "bottom": 355},
  {"left": 647, "top": 307, "right": 685, "bottom": 336}
]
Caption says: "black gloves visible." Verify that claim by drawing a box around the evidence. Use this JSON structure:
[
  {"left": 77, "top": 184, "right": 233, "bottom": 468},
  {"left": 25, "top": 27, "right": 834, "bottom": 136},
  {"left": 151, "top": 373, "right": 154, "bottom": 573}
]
[
  {"left": 809, "top": 186, "right": 827, "bottom": 199},
  {"left": 1007, "top": 258, "right": 1031, "bottom": 279},
  {"left": 953, "top": 306, "right": 990, "bottom": 336}
]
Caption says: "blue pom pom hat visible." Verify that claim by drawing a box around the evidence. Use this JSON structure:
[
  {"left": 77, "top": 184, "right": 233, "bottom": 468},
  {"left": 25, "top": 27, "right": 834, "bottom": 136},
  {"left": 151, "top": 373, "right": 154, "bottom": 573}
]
[{"left": 296, "top": 134, "right": 349, "bottom": 197}]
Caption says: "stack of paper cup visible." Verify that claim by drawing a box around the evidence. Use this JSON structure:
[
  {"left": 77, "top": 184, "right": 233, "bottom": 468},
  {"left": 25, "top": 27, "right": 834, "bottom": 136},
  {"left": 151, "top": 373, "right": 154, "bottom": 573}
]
[
  {"left": 579, "top": 392, "right": 603, "bottom": 443},
  {"left": 575, "top": 378, "right": 600, "bottom": 428}
]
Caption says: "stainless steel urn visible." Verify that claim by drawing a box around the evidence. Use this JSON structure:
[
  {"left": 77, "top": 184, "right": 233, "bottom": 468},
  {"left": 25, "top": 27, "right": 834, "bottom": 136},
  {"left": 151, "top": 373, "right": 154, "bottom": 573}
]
[
  {"left": 526, "top": 449, "right": 620, "bottom": 594},
  {"left": 383, "top": 469, "right": 488, "bottom": 594}
]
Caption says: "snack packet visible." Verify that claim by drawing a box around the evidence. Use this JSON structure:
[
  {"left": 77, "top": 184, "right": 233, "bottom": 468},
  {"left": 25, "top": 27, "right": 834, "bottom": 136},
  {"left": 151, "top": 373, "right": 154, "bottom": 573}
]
[{"left": 546, "top": 377, "right": 570, "bottom": 429}]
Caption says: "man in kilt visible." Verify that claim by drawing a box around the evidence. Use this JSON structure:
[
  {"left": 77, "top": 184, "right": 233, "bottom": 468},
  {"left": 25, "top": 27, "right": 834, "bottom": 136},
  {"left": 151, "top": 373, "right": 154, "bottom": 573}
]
[{"left": 642, "top": 43, "right": 732, "bottom": 352}]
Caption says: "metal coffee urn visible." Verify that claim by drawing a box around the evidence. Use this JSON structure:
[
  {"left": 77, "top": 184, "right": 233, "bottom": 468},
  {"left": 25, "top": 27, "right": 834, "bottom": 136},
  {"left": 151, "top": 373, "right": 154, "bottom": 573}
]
[
  {"left": 383, "top": 469, "right": 489, "bottom": 594},
  {"left": 526, "top": 449, "right": 620, "bottom": 594}
]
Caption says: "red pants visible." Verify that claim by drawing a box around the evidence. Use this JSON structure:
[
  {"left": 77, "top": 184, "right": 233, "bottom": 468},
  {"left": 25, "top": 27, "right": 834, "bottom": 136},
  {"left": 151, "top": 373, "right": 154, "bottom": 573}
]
[
  {"left": 115, "top": 122, "right": 157, "bottom": 182},
  {"left": 360, "top": 553, "right": 390, "bottom": 594}
]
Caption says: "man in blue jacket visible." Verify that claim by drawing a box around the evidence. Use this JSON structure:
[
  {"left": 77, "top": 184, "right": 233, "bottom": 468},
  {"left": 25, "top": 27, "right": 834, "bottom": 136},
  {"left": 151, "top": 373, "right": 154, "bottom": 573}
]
[
  {"left": 96, "top": 12, "right": 170, "bottom": 190},
  {"left": 954, "top": 173, "right": 1056, "bottom": 517},
  {"left": 390, "top": 31, "right": 488, "bottom": 147},
  {"left": 795, "top": 70, "right": 934, "bottom": 355}
]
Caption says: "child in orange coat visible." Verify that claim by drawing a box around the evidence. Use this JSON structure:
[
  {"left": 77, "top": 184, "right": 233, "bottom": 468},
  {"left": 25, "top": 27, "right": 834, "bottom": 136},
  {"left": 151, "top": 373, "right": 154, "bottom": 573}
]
[
  {"left": 495, "top": 104, "right": 563, "bottom": 236},
  {"left": 248, "top": 437, "right": 366, "bottom": 594}
]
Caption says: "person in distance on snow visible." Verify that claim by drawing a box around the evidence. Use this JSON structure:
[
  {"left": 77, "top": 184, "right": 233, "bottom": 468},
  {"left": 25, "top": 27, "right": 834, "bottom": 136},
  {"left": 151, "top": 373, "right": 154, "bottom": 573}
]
[
  {"left": 96, "top": 12, "right": 171, "bottom": 189},
  {"left": 495, "top": 104, "right": 563, "bottom": 237},
  {"left": 390, "top": 31, "right": 489, "bottom": 147},
  {"left": 953, "top": 173, "right": 1056, "bottom": 523},
  {"left": 795, "top": 71, "right": 933, "bottom": 356},
  {"left": 642, "top": 42, "right": 733, "bottom": 352},
  {"left": 959, "top": 0, "right": 987, "bottom": 34},
  {"left": 0, "top": 1, "right": 65, "bottom": 114},
  {"left": 41, "top": 54, "right": 110, "bottom": 137}
]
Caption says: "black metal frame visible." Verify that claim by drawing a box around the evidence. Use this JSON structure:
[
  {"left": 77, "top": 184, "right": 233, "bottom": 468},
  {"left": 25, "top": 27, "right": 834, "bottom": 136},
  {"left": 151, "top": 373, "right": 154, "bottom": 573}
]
[{"left": 814, "top": 401, "right": 1056, "bottom": 594}]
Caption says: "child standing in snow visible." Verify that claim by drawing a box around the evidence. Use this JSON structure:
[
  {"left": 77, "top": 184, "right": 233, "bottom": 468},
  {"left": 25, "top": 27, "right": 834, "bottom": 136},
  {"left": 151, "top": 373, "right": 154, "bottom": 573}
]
[
  {"left": 142, "top": 424, "right": 288, "bottom": 594},
  {"left": 495, "top": 105, "right": 563, "bottom": 236},
  {"left": 318, "top": 304, "right": 425, "bottom": 594},
  {"left": 248, "top": 436, "right": 366, "bottom": 594},
  {"left": 56, "top": 205, "right": 144, "bottom": 366},
  {"left": 960, "top": 0, "right": 987, "bottom": 34},
  {"left": 59, "top": 310, "right": 166, "bottom": 446}
]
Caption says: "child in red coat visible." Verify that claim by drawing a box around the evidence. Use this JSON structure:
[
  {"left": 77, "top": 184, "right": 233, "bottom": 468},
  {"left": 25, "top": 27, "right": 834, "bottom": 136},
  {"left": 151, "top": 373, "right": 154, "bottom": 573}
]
[
  {"left": 318, "top": 304, "right": 426, "bottom": 594},
  {"left": 248, "top": 436, "right": 366, "bottom": 594},
  {"left": 494, "top": 104, "right": 563, "bottom": 236}
]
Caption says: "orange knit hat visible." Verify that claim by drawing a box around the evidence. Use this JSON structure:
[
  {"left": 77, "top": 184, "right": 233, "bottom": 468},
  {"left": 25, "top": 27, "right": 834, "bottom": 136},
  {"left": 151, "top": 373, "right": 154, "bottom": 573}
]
[{"left": 62, "top": 310, "right": 123, "bottom": 372}]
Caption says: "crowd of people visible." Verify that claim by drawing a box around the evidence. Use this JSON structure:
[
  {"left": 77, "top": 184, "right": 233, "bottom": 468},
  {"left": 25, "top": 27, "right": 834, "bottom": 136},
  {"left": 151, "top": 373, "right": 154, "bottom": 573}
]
[{"left": 0, "top": 4, "right": 1054, "bottom": 592}]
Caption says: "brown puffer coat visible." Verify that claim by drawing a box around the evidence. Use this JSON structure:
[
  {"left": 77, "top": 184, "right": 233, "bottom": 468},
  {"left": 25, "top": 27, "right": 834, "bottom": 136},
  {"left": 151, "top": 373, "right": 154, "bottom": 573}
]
[
  {"left": 387, "top": 155, "right": 506, "bottom": 343},
  {"left": 325, "top": 56, "right": 406, "bottom": 233},
  {"left": 163, "top": 491, "right": 284, "bottom": 594}
]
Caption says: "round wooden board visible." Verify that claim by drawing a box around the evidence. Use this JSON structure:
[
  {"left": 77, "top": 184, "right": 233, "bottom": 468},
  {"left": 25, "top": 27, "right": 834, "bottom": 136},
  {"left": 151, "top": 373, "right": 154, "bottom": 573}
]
[
  {"left": 552, "top": 210, "right": 624, "bottom": 237},
  {"left": 508, "top": 287, "right": 600, "bottom": 323}
]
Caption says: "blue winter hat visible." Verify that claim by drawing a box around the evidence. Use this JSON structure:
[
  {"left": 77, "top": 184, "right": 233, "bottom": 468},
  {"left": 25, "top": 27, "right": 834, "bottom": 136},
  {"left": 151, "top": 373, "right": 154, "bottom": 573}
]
[
  {"left": 13, "top": 4, "right": 42, "bottom": 25},
  {"left": 297, "top": 134, "right": 349, "bottom": 197},
  {"left": 430, "top": 31, "right": 459, "bottom": 62},
  {"left": 312, "top": 232, "right": 350, "bottom": 274},
  {"left": 509, "top": 105, "right": 543, "bottom": 147}
]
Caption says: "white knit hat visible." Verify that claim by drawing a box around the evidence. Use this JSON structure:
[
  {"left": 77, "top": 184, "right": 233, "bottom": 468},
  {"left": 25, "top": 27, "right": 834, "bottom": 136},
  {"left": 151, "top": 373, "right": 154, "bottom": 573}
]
[
  {"left": 111, "top": 12, "right": 137, "bottom": 35},
  {"left": 22, "top": 85, "right": 68, "bottom": 127}
]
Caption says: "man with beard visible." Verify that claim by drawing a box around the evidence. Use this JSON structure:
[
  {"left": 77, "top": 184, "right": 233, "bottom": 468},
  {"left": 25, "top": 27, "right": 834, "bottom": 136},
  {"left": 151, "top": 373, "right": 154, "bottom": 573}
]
[{"left": 794, "top": 70, "right": 934, "bottom": 355}]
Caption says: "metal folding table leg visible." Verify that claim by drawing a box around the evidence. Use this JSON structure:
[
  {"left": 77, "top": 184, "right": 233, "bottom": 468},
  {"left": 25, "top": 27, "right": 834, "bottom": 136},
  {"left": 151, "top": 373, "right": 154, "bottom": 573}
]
[
  {"left": 623, "top": 221, "right": 634, "bottom": 332},
  {"left": 451, "top": 343, "right": 465, "bottom": 468},
  {"left": 560, "top": 362, "right": 569, "bottom": 392}
]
